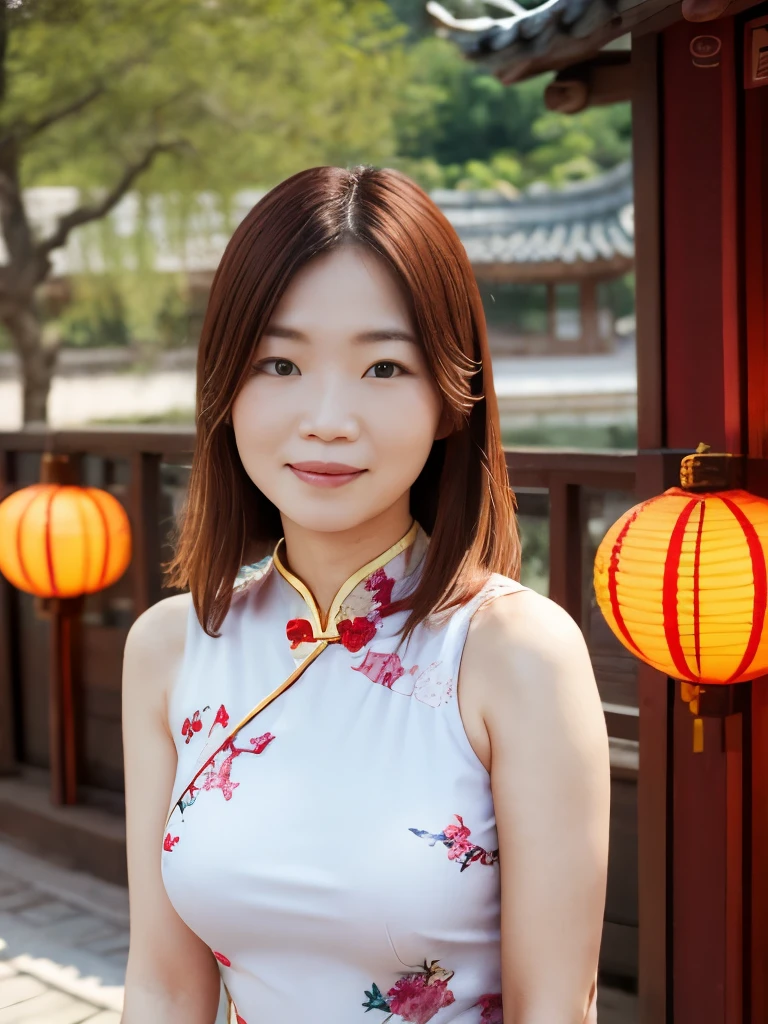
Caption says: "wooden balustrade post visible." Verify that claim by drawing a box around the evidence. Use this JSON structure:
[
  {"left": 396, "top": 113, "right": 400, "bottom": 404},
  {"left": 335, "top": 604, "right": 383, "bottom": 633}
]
[
  {"left": 130, "top": 451, "right": 162, "bottom": 616},
  {"left": 579, "top": 278, "right": 599, "bottom": 355},
  {"left": 0, "top": 447, "right": 18, "bottom": 775},
  {"left": 38, "top": 452, "right": 83, "bottom": 806},
  {"left": 47, "top": 595, "right": 83, "bottom": 805},
  {"left": 548, "top": 477, "right": 583, "bottom": 626}
]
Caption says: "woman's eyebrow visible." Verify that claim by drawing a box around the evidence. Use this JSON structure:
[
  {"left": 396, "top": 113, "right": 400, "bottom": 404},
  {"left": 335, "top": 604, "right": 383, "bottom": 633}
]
[
  {"left": 262, "top": 325, "right": 417, "bottom": 343},
  {"left": 355, "top": 329, "right": 418, "bottom": 344},
  {"left": 261, "top": 325, "right": 306, "bottom": 339}
]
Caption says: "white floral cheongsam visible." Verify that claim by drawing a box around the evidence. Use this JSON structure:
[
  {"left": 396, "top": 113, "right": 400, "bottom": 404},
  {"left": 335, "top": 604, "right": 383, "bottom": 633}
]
[{"left": 161, "top": 519, "right": 557, "bottom": 1024}]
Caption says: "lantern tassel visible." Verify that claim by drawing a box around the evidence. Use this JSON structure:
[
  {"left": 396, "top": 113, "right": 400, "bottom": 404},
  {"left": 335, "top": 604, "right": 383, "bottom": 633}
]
[{"left": 681, "top": 682, "right": 705, "bottom": 753}]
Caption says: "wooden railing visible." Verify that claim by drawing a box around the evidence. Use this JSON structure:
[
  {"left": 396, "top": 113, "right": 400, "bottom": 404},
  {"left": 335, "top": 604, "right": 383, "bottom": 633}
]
[
  {"left": 506, "top": 447, "right": 639, "bottom": 737},
  {"left": 0, "top": 427, "right": 641, "bottom": 978},
  {"left": 0, "top": 429, "right": 640, "bottom": 776}
]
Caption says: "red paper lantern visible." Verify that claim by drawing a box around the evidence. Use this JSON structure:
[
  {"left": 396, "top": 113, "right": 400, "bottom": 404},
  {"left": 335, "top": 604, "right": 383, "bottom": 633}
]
[
  {"left": 0, "top": 483, "right": 131, "bottom": 598},
  {"left": 0, "top": 454, "right": 132, "bottom": 804},
  {"left": 594, "top": 444, "right": 768, "bottom": 750}
]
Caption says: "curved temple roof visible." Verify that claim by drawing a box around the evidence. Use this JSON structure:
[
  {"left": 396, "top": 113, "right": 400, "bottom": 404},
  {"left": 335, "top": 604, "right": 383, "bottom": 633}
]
[
  {"left": 438, "top": 160, "right": 633, "bottom": 280},
  {"left": 426, "top": 0, "right": 634, "bottom": 83}
]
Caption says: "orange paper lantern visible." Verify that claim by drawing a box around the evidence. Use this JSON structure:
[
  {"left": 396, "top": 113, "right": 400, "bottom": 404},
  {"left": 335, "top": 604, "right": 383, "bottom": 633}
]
[
  {"left": 0, "top": 483, "right": 131, "bottom": 598},
  {"left": 594, "top": 448, "right": 768, "bottom": 689}
]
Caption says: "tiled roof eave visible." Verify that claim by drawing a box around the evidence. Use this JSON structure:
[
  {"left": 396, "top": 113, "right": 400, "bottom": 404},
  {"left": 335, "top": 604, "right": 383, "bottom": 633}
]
[
  {"left": 427, "top": 0, "right": 640, "bottom": 83},
  {"left": 440, "top": 162, "right": 634, "bottom": 270},
  {"left": 469, "top": 252, "right": 633, "bottom": 282}
]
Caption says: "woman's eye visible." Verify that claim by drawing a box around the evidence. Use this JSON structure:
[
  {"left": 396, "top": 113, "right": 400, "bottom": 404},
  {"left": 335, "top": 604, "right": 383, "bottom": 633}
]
[
  {"left": 365, "top": 361, "right": 404, "bottom": 379},
  {"left": 257, "top": 358, "right": 299, "bottom": 376}
]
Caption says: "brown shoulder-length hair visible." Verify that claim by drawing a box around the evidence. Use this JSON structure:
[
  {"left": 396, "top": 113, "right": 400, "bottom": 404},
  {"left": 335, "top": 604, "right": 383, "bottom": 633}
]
[{"left": 164, "top": 164, "right": 520, "bottom": 639}]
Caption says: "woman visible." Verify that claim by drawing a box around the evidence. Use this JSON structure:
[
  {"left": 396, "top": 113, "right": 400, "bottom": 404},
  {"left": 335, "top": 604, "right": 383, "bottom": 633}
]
[{"left": 121, "top": 165, "right": 610, "bottom": 1024}]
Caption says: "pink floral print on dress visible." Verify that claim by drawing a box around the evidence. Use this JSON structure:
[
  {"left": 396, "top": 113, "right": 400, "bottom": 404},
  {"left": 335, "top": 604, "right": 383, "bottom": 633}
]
[
  {"left": 181, "top": 703, "right": 230, "bottom": 744},
  {"left": 353, "top": 652, "right": 453, "bottom": 707},
  {"left": 173, "top": 730, "right": 275, "bottom": 824},
  {"left": 199, "top": 732, "right": 275, "bottom": 802},
  {"left": 181, "top": 709, "right": 203, "bottom": 743},
  {"left": 365, "top": 566, "right": 395, "bottom": 620},
  {"left": 208, "top": 704, "right": 230, "bottom": 736},
  {"left": 409, "top": 815, "right": 499, "bottom": 871},
  {"left": 163, "top": 833, "right": 179, "bottom": 852},
  {"left": 475, "top": 993, "right": 503, "bottom": 1023},
  {"left": 362, "top": 959, "right": 455, "bottom": 1023},
  {"left": 353, "top": 650, "right": 406, "bottom": 689},
  {"left": 213, "top": 951, "right": 231, "bottom": 966}
]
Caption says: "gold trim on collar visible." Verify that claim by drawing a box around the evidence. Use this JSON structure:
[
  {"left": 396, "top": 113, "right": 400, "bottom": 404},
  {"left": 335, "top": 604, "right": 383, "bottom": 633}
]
[{"left": 272, "top": 520, "right": 419, "bottom": 638}]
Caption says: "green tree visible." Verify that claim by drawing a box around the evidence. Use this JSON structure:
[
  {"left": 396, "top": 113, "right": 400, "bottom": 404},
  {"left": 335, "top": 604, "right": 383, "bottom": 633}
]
[
  {"left": 393, "top": 35, "right": 547, "bottom": 166},
  {"left": 525, "top": 103, "right": 632, "bottom": 183},
  {"left": 389, "top": 32, "right": 631, "bottom": 190},
  {"left": 0, "top": 0, "right": 410, "bottom": 423}
]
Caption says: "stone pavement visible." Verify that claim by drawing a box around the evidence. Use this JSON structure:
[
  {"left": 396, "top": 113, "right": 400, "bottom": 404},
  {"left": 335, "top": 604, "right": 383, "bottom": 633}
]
[
  {"left": 0, "top": 839, "right": 127, "bottom": 1023},
  {"left": 0, "top": 837, "right": 637, "bottom": 1023}
]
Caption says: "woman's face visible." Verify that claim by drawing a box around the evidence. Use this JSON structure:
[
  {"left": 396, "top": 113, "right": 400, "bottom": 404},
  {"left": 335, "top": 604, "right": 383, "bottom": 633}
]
[{"left": 231, "top": 244, "right": 445, "bottom": 536}]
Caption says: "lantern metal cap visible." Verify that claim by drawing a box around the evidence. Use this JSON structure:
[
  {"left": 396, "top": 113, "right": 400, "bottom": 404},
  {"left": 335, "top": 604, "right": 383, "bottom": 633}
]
[
  {"left": 40, "top": 452, "right": 76, "bottom": 486},
  {"left": 679, "top": 443, "right": 743, "bottom": 491}
]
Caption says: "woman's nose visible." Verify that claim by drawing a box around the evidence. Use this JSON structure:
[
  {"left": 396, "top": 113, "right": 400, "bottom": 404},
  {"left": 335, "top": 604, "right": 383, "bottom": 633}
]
[{"left": 297, "top": 376, "right": 361, "bottom": 443}]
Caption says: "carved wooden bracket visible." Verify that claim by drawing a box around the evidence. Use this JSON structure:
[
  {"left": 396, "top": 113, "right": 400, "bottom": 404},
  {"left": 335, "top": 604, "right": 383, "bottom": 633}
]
[
  {"left": 544, "top": 52, "right": 632, "bottom": 114},
  {"left": 682, "top": 0, "right": 731, "bottom": 22}
]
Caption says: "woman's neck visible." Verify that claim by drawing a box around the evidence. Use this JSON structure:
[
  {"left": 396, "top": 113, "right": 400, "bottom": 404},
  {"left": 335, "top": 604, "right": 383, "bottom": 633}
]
[{"left": 279, "top": 504, "right": 413, "bottom": 618}]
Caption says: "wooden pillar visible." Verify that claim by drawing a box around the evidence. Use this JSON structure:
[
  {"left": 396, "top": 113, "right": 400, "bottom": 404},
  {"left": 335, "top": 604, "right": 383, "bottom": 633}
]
[
  {"left": 47, "top": 595, "right": 82, "bottom": 805},
  {"left": 546, "top": 281, "right": 557, "bottom": 349},
  {"left": 548, "top": 478, "right": 583, "bottom": 627},
  {"left": 580, "top": 278, "right": 599, "bottom": 353},
  {"left": 0, "top": 448, "right": 18, "bottom": 775},
  {"left": 130, "top": 451, "right": 162, "bottom": 616},
  {"left": 632, "top": 12, "right": 768, "bottom": 1022},
  {"left": 742, "top": 14, "right": 768, "bottom": 1019},
  {"left": 39, "top": 453, "right": 83, "bottom": 805},
  {"left": 663, "top": 21, "right": 744, "bottom": 1022},
  {"left": 631, "top": 35, "right": 670, "bottom": 1023}
]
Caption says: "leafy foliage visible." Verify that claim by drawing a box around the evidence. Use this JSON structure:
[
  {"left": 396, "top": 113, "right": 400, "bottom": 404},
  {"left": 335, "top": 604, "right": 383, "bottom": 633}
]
[
  {"left": 388, "top": 34, "right": 632, "bottom": 191},
  {"left": 2, "top": 0, "right": 632, "bottom": 366},
  {"left": 10, "top": 0, "right": 412, "bottom": 194},
  {"left": 3, "top": 0, "right": 416, "bottom": 362}
]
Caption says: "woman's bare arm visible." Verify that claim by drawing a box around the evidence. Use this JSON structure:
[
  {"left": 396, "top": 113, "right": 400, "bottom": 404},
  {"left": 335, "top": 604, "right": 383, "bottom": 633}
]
[
  {"left": 121, "top": 593, "right": 221, "bottom": 1024},
  {"left": 463, "top": 590, "right": 610, "bottom": 1024}
]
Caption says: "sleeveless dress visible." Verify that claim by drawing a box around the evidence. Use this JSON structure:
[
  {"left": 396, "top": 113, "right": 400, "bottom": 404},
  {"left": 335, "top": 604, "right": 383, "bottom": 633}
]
[{"left": 160, "top": 521, "right": 597, "bottom": 1024}]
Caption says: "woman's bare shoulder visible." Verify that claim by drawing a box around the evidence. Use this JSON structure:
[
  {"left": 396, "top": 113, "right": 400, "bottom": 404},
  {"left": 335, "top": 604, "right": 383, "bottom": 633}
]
[
  {"left": 471, "top": 586, "right": 583, "bottom": 646},
  {"left": 123, "top": 592, "right": 193, "bottom": 709},
  {"left": 464, "top": 586, "right": 593, "bottom": 704}
]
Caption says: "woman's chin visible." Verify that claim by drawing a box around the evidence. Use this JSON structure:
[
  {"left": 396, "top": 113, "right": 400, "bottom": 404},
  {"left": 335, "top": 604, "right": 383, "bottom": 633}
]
[{"left": 278, "top": 504, "right": 378, "bottom": 536}]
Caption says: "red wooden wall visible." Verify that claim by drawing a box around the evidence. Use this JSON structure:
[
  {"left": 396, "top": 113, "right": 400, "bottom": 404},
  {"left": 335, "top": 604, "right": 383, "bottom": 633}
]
[{"left": 633, "top": 6, "right": 768, "bottom": 1022}]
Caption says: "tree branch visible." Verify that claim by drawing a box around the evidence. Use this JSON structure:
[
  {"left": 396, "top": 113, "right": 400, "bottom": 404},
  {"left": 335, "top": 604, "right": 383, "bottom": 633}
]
[
  {"left": 0, "top": 84, "right": 107, "bottom": 151},
  {"left": 36, "top": 139, "right": 191, "bottom": 256}
]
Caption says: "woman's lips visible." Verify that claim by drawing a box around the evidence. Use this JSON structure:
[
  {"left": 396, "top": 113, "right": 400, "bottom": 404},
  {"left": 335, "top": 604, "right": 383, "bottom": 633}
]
[{"left": 288, "top": 462, "right": 367, "bottom": 488}]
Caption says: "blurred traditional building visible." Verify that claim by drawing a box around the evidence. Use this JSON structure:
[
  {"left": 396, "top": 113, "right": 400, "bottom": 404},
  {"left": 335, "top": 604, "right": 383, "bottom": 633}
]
[
  {"left": 20, "top": 164, "right": 635, "bottom": 356},
  {"left": 438, "top": 161, "right": 633, "bottom": 353}
]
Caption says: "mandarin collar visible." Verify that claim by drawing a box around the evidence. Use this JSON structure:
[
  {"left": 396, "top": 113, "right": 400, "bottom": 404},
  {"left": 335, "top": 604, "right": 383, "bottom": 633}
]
[{"left": 273, "top": 521, "right": 426, "bottom": 658}]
